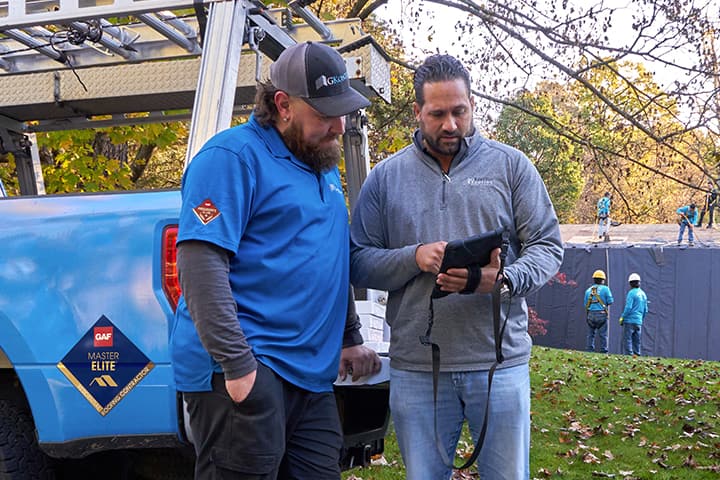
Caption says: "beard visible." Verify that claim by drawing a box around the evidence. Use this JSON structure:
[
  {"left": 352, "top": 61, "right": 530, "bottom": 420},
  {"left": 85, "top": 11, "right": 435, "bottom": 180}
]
[
  {"left": 421, "top": 129, "right": 462, "bottom": 158},
  {"left": 282, "top": 121, "right": 342, "bottom": 173}
]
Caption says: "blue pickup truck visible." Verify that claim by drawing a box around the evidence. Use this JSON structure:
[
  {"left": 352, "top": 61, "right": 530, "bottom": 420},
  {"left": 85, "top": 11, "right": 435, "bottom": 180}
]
[{"left": 0, "top": 184, "right": 389, "bottom": 478}]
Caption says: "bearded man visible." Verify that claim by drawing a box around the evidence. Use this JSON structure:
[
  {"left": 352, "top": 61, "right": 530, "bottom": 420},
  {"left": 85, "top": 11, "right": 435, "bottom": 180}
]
[{"left": 171, "top": 41, "right": 380, "bottom": 480}]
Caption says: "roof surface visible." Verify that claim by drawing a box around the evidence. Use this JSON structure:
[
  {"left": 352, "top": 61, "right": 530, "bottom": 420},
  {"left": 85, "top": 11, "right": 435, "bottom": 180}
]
[{"left": 560, "top": 223, "right": 720, "bottom": 248}]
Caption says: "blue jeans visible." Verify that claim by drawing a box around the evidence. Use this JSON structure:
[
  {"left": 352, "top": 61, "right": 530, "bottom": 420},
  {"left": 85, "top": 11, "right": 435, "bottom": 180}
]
[
  {"left": 623, "top": 323, "right": 642, "bottom": 355},
  {"left": 389, "top": 364, "right": 530, "bottom": 480},
  {"left": 678, "top": 222, "right": 694, "bottom": 243},
  {"left": 586, "top": 311, "right": 608, "bottom": 353},
  {"left": 597, "top": 216, "right": 609, "bottom": 237}
]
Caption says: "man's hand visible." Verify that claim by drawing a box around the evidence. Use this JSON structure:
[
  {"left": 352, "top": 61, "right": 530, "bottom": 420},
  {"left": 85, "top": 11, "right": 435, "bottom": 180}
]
[
  {"left": 436, "top": 247, "right": 502, "bottom": 294},
  {"left": 415, "top": 241, "right": 448, "bottom": 274},
  {"left": 681, "top": 214, "right": 694, "bottom": 229},
  {"left": 225, "top": 369, "right": 257, "bottom": 403},
  {"left": 338, "top": 345, "right": 382, "bottom": 381}
]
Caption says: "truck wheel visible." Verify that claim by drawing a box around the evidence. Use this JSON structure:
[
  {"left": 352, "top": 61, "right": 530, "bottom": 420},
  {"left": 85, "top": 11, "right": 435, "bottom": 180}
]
[{"left": 0, "top": 396, "right": 55, "bottom": 479}]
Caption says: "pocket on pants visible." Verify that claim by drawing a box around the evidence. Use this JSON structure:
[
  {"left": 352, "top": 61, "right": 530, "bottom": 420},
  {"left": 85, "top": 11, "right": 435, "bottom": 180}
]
[
  {"left": 211, "top": 447, "right": 278, "bottom": 478},
  {"left": 218, "top": 363, "right": 284, "bottom": 476}
]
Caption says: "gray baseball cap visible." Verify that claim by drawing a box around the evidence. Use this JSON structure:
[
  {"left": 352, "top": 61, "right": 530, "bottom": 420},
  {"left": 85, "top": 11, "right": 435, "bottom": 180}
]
[{"left": 270, "top": 41, "right": 371, "bottom": 117}]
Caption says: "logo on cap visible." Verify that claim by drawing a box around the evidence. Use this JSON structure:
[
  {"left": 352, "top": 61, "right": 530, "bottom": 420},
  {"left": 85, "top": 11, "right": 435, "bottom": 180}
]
[{"left": 315, "top": 73, "right": 348, "bottom": 91}]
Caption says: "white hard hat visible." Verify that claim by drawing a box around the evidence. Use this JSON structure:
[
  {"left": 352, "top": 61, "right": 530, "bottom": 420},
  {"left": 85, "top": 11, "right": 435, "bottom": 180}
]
[{"left": 628, "top": 273, "right": 641, "bottom": 282}]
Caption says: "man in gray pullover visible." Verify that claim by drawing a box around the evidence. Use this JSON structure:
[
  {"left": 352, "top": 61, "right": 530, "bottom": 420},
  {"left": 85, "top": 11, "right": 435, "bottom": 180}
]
[{"left": 350, "top": 54, "right": 563, "bottom": 480}]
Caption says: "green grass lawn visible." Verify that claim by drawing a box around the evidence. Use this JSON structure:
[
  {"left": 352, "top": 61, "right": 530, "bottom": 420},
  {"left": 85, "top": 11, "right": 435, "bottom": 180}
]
[{"left": 343, "top": 346, "right": 720, "bottom": 479}]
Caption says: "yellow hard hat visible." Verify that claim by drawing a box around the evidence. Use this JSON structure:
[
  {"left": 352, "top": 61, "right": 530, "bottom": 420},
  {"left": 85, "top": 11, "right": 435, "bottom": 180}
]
[{"left": 592, "top": 270, "right": 606, "bottom": 280}]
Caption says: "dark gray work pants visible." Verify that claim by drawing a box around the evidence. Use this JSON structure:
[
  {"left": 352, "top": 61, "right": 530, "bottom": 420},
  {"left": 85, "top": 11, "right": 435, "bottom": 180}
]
[{"left": 184, "top": 363, "right": 342, "bottom": 480}]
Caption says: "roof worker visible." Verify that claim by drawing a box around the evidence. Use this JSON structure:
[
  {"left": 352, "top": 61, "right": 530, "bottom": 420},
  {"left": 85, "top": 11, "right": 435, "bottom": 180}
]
[
  {"left": 619, "top": 273, "right": 648, "bottom": 356},
  {"left": 697, "top": 180, "right": 718, "bottom": 229},
  {"left": 597, "top": 192, "right": 612, "bottom": 242},
  {"left": 584, "top": 269, "right": 613, "bottom": 353},
  {"left": 676, "top": 203, "right": 698, "bottom": 247}
]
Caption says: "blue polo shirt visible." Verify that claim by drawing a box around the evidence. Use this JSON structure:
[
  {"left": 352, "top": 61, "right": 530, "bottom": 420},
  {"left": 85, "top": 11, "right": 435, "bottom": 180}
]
[{"left": 171, "top": 115, "right": 349, "bottom": 393}]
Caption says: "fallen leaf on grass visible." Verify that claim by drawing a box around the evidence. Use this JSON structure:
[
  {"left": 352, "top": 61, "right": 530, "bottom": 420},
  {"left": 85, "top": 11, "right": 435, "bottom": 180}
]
[
  {"left": 536, "top": 467, "right": 552, "bottom": 477},
  {"left": 451, "top": 469, "right": 478, "bottom": 479},
  {"left": 582, "top": 452, "right": 600, "bottom": 464}
]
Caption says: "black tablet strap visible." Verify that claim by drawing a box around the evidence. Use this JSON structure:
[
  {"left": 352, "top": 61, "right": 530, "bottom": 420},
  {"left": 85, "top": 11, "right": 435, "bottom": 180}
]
[{"left": 419, "top": 237, "right": 509, "bottom": 470}]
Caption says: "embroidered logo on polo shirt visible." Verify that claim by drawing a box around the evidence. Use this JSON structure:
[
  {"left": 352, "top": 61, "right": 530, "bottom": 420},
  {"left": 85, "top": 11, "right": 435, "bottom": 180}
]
[{"left": 193, "top": 198, "right": 221, "bottom": 225}]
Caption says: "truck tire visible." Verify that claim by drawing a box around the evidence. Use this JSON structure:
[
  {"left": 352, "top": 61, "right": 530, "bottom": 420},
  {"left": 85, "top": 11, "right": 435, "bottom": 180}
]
[{"left": 0, "top": 396, "right": 55, "bottom": 480}]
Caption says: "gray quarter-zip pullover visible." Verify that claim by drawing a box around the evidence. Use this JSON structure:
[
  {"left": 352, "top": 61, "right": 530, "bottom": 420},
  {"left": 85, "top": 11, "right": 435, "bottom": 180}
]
[{"left": 350, "top": 129, "right": 563, "bottom": 371}]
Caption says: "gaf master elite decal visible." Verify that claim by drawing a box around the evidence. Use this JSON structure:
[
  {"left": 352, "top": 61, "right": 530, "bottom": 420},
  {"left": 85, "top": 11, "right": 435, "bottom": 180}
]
[{"left": 57, "top": 315, "right": 154, "bottom": 416}]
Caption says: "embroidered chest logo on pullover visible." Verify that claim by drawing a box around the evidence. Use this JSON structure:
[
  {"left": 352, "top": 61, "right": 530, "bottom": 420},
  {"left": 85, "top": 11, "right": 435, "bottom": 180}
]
[{"left": 466, "top": 177, "right": 493, "bottom": 186}]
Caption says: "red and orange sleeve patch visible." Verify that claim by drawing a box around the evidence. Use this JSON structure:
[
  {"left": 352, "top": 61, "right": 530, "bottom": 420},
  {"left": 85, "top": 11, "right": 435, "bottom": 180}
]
[{"left": 193, "top": 198, "right": 221, "bottom": 225}]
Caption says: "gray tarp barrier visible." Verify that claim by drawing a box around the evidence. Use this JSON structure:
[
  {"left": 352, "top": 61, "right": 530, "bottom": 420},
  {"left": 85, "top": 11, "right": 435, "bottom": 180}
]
[{"left": 527, "top": 245, "right": 720, "bottom": 361}]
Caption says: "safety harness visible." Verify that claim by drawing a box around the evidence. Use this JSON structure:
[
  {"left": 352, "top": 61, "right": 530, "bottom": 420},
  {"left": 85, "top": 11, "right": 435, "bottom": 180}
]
[{"left": 585, "top": 285, "right": 607, "bottom": 313}]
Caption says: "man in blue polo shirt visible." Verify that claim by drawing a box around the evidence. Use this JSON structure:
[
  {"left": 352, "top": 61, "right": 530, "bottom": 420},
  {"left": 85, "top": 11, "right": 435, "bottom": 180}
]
[{"left": 170, "top": 42, "right": 381, "bottom": 479}]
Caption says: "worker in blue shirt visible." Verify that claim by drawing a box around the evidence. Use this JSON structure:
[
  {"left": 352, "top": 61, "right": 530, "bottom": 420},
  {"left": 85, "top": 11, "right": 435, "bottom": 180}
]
[
  {"left": 676, "top": 203, "right": 698, "bottom": 246},
  {"left": 584, "top": 269, "right": 613, "bottom": 353},
  {"left": 597, "top": 192, "right": 612, "bottom": 242},
  {"left": 619, "top": 273, "right": 648, "bottom": 355},
  {"left": 171, "top": 42, "right": 380, "bottom": 479}
]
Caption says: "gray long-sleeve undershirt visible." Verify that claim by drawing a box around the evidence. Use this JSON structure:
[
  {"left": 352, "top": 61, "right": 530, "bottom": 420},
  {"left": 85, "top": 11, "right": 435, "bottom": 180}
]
[
  {"left": 177, "top": 240, "right": 256, "bottom": 381},
  {"left": 178, "top": 240, "right": 364, "bottom": 381}
]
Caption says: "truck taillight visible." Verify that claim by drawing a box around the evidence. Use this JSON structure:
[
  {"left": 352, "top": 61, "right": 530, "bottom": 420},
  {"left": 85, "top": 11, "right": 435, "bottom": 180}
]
[{"left": 162, "top": 225, "right": 181, "bottom": 312}]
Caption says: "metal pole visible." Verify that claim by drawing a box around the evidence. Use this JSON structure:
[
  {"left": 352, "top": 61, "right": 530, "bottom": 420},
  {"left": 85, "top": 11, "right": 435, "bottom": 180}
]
[
  {"left": 0, "top": 129, "right": 43, "bottom": 196},
  {"left": 343, "top": 110, "right": 370, "bottom": 216},
  {"left": 185, "top": 0, "right": 249, "bottom": 165}
]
